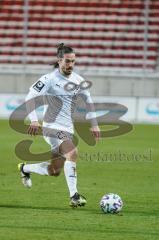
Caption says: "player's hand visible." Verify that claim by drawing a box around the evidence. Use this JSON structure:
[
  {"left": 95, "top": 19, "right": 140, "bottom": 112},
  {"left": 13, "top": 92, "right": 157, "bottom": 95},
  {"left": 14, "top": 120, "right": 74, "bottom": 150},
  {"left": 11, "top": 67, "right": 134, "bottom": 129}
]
[
  {"left": 90, "top": 125, "right": 100, "bottom": 142},
  {"left": 27, "top": 121, "right": 41, "bottom": 136}
]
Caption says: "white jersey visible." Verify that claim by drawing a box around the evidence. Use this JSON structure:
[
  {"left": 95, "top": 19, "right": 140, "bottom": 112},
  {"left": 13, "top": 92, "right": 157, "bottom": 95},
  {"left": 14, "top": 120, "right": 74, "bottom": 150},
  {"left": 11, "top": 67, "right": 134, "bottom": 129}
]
[{"left": 26, "top": 68, "right": 93, "bottom": 134}]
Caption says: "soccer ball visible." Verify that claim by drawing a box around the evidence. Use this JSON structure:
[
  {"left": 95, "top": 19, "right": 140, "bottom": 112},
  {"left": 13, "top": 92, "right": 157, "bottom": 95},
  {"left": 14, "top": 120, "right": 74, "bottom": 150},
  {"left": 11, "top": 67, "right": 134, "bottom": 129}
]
[{"left": 100, "top": 193, "right": 123, "bottom": 214}]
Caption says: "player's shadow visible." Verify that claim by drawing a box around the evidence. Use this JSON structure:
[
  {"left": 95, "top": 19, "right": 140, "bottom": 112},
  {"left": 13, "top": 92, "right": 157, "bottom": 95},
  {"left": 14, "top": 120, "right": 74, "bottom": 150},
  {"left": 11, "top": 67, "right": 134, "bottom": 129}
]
[
  {"left": 0, "top": 204, "right": 68, "bottom": 212},
  {"left": 0, "top": 203, "right": 100, "bottom": 214},
  {"left": 1, "top": 204, "right": 157, "bottom": 217}
]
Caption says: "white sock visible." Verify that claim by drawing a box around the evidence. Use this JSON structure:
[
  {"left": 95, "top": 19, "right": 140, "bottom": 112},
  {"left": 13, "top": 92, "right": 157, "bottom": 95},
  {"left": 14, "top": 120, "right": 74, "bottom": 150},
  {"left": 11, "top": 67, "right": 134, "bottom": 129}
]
[
  {"left": 23, "top": 162, "right": 49, "bottom": 175},
  {"left": 64, "top": 160, "right": 78, "bottom": 197}
]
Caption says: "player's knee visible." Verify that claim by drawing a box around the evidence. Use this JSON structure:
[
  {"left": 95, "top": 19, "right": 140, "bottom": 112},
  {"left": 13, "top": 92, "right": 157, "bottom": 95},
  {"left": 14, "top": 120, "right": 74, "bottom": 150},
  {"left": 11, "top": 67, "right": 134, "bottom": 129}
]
[
  {"left": 53, "top": 170, "right": 61, "bottom": 177},
  {"left": 66, "top": 149, "right": 78, "bottom": 162},
  {"left": 71, "top": 148, "right": 78, "bottom": 161},
  {"left": 60, "top": 141, "right": 78, "bottom": 161},
  {"left": 49, "top": 169, "right": 61, "bottom": 177},
  {"left": 48, "top": 165, "right": 61, "bottom": 177}
]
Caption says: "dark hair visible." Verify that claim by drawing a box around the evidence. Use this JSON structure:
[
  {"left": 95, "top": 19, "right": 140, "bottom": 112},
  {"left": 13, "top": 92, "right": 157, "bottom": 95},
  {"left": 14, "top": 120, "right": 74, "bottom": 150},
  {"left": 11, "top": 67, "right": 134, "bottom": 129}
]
[{"left": 54, "top": 43, "right": 75, "bottom": 68}]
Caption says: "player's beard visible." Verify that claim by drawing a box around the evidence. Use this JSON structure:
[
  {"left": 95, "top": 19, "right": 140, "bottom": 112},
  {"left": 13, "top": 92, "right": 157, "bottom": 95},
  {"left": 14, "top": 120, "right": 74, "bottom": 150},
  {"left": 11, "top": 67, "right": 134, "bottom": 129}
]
[{"left": 64, "top": 67, "right": 73, "bottom": 76}]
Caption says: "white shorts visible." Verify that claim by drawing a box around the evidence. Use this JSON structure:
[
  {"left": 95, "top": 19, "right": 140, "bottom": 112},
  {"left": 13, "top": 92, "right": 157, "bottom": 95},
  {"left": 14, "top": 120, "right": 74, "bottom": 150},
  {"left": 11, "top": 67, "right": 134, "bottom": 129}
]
[{"left": 43, "top": 129, "right": 73, "bottom": 151}]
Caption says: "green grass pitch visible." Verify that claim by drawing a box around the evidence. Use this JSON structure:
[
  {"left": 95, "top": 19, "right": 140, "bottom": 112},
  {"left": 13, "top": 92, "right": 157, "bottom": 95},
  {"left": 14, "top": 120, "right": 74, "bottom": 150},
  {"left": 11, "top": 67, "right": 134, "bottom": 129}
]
[{"left": 0, "top": 120, "right": 159, "bottom": 240}]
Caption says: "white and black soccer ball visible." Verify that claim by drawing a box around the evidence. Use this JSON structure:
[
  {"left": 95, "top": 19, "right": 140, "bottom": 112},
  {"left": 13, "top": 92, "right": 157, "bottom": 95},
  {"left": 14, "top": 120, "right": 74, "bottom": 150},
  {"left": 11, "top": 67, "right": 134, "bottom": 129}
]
[{"left": 100, "top": 193, "right": 123, "bottom": 214}]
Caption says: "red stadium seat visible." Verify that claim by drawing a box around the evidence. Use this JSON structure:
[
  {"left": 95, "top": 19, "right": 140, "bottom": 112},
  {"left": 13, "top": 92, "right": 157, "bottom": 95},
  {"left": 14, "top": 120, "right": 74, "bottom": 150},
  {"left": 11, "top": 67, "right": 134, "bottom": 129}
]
[{"left": 0, "top": 0, "right": 158, "bottom": 70}]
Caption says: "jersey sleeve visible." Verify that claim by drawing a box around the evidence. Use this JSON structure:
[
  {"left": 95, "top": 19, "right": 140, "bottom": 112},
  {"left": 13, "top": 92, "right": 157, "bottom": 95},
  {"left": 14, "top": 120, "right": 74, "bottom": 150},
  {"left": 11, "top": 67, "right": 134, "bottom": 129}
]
[
  {"left": 25, "top": 75, "right": 51, "bottom": 122},
  {"left": 80, "top": 88, "right": 93, "bottom": 104},
  {"left": 79, "top": 88, "right": 98, "bottom": 126}
]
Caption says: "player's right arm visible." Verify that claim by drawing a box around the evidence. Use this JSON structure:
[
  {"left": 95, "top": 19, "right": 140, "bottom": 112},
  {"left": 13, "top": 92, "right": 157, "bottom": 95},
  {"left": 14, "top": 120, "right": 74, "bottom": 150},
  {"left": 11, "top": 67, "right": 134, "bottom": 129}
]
[
  {"left": 25, "top": 75, "right": 51, "bottom": 136},
  {"left": 27, "top": 121, "right": 41, "bottom": 136}
]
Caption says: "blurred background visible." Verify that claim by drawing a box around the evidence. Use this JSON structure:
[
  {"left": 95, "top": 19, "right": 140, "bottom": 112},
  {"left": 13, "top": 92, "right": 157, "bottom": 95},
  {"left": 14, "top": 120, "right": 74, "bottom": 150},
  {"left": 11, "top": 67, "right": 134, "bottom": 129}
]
[{"left": 0, "top": 0, "right": 159, "bottom": 123}]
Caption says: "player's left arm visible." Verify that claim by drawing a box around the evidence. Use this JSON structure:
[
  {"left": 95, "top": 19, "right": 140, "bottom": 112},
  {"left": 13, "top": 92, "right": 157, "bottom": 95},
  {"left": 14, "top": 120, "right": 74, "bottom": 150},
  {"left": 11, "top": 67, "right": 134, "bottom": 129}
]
[
  {"left": 80, "top": 88, "right": 100, "bottom": 142},
  {"left": 90, "top": 125, "right": 100, "bottom": 142}
]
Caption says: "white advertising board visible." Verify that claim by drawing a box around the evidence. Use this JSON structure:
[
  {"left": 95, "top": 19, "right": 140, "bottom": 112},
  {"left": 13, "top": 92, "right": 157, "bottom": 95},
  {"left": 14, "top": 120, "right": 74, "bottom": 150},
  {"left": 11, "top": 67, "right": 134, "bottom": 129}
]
[
  {"left": 0, "top": 94, "right": 158, "bottom": 124},
  {"left": 93, "top": 96, "right": 136, "bottom": 122},
  {"left": 137, "top": 98, "right": 159, "bottom": 123},
  {"left": 0, "top": 94, "right": 25, "bottom": 118},
  {"left": 0, "top": 94, "right": 43, "bottom": 119},
  {"left": 0, "top": 94, "right": 136, "bottom": 122}
]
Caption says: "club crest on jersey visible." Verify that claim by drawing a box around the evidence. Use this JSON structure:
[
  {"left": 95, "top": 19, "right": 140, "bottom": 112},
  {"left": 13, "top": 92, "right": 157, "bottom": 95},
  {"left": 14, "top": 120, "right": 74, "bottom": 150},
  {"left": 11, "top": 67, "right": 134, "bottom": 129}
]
[{"left": 33, "top": 81, "right": 45, "bottom": 92}]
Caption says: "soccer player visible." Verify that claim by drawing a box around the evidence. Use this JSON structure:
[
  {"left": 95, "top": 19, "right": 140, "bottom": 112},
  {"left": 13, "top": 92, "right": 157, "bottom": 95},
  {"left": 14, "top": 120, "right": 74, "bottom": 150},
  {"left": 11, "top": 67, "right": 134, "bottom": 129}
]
[{"left": 18, "top": 43, "right": 100, "bottom": 207}]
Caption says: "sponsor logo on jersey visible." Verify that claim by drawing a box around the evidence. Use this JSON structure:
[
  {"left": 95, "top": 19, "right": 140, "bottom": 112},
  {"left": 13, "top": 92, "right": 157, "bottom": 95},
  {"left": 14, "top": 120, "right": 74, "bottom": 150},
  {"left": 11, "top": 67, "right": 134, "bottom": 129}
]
[{"left": 33, "top": 81, "right": 45, "bottom": 92}]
